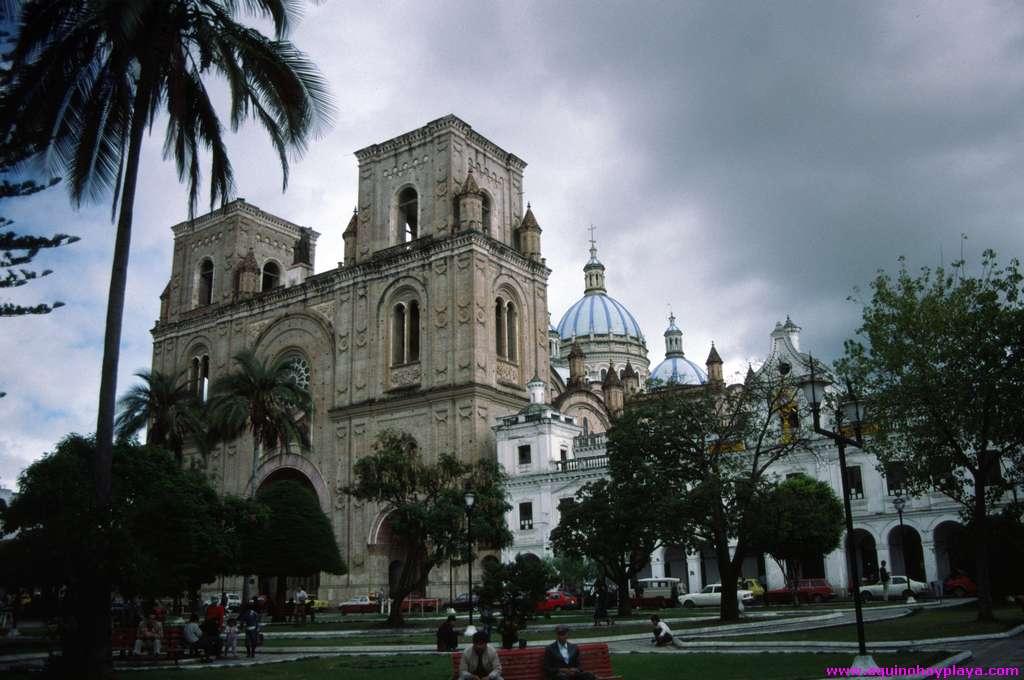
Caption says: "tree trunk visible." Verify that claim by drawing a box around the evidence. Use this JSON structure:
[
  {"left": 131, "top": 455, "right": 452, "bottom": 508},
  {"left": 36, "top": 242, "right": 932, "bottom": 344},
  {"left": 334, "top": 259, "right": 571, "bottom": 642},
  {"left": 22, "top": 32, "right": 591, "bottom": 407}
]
[
  {"left": 275, "top": 575, "right": 288, "bottom": 622},
  {"left": 973, "top": 473, "right": 995, "bottom": 621},
  {"left": 87, "top": 80, "right": 150, "bottom": 680},
  {"left": 716, "top": 536, "right": 740, "bottom": 621},
  {"left": 386, "top": 550, "right": 424, "bottom": 627},
  {"left": 615, "top": 573, "right": 632, "bottom": 617}
]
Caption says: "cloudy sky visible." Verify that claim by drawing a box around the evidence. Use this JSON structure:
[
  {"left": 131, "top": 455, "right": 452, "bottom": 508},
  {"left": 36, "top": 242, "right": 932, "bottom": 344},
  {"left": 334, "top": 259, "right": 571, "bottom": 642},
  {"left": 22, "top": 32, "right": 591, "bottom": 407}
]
[{"left": 3, "top": 0, "right": 1024, "bottom": 488}]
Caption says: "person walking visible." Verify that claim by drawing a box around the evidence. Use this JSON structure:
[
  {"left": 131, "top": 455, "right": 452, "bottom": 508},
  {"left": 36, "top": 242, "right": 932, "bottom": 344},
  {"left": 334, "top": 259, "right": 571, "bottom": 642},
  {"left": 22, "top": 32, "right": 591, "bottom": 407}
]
[
  {"left": 543, "top": 624, "right": 596, "bottom": 680},
  {"left": 880, "top": 560, "right": 891, "bottom": 602},
  {"left": 242, "top": 599, "right": 261, "bottom": 658}
]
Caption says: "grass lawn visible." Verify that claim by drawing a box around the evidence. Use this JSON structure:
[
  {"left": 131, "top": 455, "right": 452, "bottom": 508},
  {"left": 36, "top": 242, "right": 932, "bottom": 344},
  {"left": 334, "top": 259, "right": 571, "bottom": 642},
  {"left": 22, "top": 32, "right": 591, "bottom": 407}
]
[
  {"left": 733, "top": 603, "right": 1024, "bottom": 642},
  {"left": 0, "top": 651, "right": 950, "bottom": 680}
]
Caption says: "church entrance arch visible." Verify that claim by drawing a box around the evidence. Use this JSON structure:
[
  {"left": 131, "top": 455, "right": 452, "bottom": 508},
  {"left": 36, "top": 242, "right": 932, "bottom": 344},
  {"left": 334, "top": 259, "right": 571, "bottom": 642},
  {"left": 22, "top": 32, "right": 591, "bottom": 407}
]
[
  {"left": 247, "top": 452, "right": 331, "bottom": 513},
  {"left": 253, "top": 465, "right": 325, "bottom": 614}
]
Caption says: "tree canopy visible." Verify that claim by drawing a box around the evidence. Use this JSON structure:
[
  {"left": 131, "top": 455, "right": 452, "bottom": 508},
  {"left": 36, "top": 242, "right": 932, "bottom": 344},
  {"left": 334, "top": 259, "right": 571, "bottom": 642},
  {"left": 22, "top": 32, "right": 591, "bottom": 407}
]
[
  {"left": 841, "top": 248, "right": 1024, "bottom": 620},
  {"left": 0, "top": 434, "right": 252, "bottom": 599},
  {"left": 343, "top": 431, "right": 512, "bottom": 626},
  {"left": 244, "top": 479, "right": 346, "bottom": 579},
  {"left": 749, "top": 473, "right": 844, "bottom": 604},
  {"left": 115, "top": 369, "right": 207, "bottom": 465}
]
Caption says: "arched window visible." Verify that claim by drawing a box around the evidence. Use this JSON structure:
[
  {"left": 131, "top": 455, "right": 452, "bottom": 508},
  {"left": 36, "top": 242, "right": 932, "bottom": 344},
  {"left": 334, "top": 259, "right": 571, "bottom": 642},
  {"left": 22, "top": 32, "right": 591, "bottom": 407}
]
[
  {"left": 392, "top": 303, "right": 406, "bottom": 365},
  {"left": 390, "top": 299, "right": 421, "bottom": 366},
  {"left": 408, "top": 300, "right": 420, "bottom": 362},
  {"left": 397, "top": 187, "right": 418, "bottom": 242},
  {"left": 583, "top": 417, "right": 590, "bottom": 435},
  {"left": 278, "top": 354, "right": 312, "bottom": 446},
  {"left": 482, "top": 194, "right": 491, "bottom": 235},
  {"left": 495, "top": 296, "right": 518, "bottom": 363},
  {"left": 505, "top": 301, "right": 518, "bottom": 362},
  {"left": 262, "top": 261, "right": 281, "bottom": 291},
  {"left": 198, "top": 259, "right": 214, "bottom": 306},
  {"left": 600, "top": 368, "right": 607, "bottom": 382},
  {"left": 190, "top": 352, "right": 211, "bottom": 402},
  {"left": 495, "top": 298, "right": 506, "bottom": 358}
]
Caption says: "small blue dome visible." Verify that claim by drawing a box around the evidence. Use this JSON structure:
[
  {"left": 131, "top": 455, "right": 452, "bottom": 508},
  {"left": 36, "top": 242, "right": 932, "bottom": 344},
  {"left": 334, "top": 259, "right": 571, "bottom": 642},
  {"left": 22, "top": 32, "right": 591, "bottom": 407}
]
[
  {"left": 556, "top": 293, "right": 644, "bottom": 341},
  {"left": 649, "top": 356, "right": 707, "bottom": 385}
]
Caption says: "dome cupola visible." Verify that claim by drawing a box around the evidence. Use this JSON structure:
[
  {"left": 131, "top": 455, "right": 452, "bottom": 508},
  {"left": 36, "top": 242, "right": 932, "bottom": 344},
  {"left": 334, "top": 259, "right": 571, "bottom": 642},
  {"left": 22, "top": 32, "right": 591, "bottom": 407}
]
[{"left": 649, "top": 311, "right": 707, "bottom": 386}]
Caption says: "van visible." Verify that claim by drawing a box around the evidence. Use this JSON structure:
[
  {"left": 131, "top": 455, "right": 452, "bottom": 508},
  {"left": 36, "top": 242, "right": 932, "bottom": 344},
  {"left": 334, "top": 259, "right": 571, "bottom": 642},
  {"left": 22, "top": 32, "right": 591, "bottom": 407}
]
[{"left": 630, "top": 577, "right": 684, "bottom": 608}]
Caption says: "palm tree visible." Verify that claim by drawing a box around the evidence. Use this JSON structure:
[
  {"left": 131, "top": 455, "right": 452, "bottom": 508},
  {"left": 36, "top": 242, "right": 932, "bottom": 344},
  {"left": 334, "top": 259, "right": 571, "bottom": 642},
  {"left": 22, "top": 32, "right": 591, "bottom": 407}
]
[
  {"left": 0, "top": 0, "right": 331, "bottom": 517},
  {"left": 115, "top": 369, "right": 207, "bottom": 465},
  {"left": 0, "top": 3, "right": 331, "bottom": 672},
  {"left": 207, "top": 348, "right": 312, "bottom": 607}
]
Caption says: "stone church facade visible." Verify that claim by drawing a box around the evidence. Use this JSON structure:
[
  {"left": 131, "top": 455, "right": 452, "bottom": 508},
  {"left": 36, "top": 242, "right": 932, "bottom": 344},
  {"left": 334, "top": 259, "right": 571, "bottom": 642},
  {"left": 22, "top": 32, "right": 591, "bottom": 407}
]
[{"left": 150, "top": 116, "right": 552, "bottom": 601}]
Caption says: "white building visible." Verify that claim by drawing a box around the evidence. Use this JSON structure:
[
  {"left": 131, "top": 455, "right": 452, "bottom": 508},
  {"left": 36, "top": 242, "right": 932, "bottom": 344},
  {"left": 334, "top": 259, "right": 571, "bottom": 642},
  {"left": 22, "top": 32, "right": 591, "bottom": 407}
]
[{"left": 499, "top": 317, "right": 979, "bottom": 595}]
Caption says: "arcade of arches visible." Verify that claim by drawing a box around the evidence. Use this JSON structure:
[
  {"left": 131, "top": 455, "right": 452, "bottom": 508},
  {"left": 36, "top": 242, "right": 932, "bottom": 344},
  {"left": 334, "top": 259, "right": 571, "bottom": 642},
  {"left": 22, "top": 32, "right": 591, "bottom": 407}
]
[{"left": 637, "top": 518, "right": 974, "bottom": 594}]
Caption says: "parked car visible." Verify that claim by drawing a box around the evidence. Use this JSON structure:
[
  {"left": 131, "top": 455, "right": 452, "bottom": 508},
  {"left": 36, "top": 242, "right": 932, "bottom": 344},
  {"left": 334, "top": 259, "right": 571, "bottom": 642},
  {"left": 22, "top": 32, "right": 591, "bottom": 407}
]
[
  {"left": 764, "top": 578, "right": 835, "bottom": 604},
  {"left": 339, "top": 595, "right": 379, "bottom": 614},
  {"left": 310, "top": 598, "right": 330, "bottom": 611},
  {"left": 738, "top": 577, "right": 765, "bottom": 600},
  {"left": 678, "top": 584, "right": 755, "bottom": 608},
  {"left": 535, "top": 590, "right": 578, "bottom": 612},
  {"left": 860, "top": 575, "right": 929, "bottom": 600},
  {"left": 441, "top": 593, "right": 479, "bottom": 612},
  {"left": 943, "top": 571, "right": 977, "bottom": 597},
  {"left": 225, "top": 593, "right": 242, "bottom": 612},
  {"left": 631, "top": 577, "right": 685, "bottom": 608}
]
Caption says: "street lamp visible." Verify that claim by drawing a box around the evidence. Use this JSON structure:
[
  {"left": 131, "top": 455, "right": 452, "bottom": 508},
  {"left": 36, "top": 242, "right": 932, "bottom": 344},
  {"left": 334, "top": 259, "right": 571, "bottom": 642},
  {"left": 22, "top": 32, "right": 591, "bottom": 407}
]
[
  {"left": 464, "top": 491, "right": 476, "bottom": 635},
  {"left": 798, "top": 355, "right": 876, "bottom": 670},
  {"left": 892, "top": 495, "right": 913, "bottom": 603}
]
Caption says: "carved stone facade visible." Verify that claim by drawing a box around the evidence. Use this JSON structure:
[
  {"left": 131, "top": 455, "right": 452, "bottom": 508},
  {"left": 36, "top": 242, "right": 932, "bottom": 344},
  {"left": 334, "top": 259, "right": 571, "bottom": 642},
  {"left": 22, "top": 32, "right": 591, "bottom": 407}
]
[{"left": 151, "top": 116, "right": 550, "bottom": 602}]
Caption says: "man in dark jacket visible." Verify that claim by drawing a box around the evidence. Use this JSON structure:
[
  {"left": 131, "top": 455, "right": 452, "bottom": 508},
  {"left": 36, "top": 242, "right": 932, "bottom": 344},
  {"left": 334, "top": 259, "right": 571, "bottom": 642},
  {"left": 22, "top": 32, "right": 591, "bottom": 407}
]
[
  {"left": 436, "top": 614, "right": 460, "bottom": 651},
  {"left": 542, "top": 624, "right": 596, "bottom": 680}
]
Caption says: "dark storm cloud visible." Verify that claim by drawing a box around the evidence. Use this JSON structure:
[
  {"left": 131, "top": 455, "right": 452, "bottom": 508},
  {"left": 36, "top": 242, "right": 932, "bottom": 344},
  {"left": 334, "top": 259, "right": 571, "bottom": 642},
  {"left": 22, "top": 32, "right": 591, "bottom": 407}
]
[{"left": 5, "top": 0, "right": 1024, "bottom": 483}]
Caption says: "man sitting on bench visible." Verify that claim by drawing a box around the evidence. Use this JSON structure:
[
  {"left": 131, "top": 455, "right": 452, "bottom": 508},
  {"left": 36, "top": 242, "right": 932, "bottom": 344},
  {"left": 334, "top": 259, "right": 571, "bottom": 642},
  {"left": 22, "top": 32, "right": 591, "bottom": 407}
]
[
  {"left": 458, "top": 631, "right": 503, "bottom": 680},
  {"left": 543, "top": 624, "right": 596, "bottom": 680},
  {"left": 132, "top": 614, "right": 162, "bottom": 656}
]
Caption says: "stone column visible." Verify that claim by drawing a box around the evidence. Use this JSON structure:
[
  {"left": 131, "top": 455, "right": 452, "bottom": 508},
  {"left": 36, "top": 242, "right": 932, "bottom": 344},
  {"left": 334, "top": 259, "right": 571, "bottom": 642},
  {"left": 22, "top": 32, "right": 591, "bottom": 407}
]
[
  {"left": 650, "top": 547, "right": 666, "bottom": 579},
  {"left": 686, "top": 553, "right": 702, "bottom": 593}
]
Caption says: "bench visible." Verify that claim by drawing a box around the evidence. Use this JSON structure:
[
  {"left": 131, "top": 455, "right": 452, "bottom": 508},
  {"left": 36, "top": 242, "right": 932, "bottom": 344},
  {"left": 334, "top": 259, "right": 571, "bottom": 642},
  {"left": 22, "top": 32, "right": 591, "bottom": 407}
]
[
  {"left": 451, "top": 642, "right": 622, "bottom": 680},
  {"left": 110, "top": 625, "right": 184, "bottom": 664}
]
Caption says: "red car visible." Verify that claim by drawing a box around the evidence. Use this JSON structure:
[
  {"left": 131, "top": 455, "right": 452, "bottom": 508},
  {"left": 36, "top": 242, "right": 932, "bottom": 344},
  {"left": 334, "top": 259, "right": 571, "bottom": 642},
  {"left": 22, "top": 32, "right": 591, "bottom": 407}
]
[
  {"left": 339, "top": 596, "right": 379, "bottom": 614},
  {"left": 535, "top": 591, "right": 578, "bottom": 612},
  {"left": 943, "top": 571, "right": 977, "bottom": 597},
  {"left": 764, "top": 578, "right": 835, "bottom": 604}
]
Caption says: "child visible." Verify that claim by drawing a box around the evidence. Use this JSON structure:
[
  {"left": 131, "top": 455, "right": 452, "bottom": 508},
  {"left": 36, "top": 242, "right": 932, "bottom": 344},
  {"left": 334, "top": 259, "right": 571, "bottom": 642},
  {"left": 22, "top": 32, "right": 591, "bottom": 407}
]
[{"left": 224, "top": 617, "right": 240, "bottom": 658}]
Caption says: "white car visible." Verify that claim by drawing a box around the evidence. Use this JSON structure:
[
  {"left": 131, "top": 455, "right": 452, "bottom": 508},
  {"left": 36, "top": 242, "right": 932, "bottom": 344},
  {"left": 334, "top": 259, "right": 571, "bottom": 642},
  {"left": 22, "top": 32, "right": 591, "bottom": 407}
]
[
  {"left": 859, "top": 575, "right": 929, "bottom": 600},
  {"left": 678, "top": 583, "right": 755, "bottom": 608}
]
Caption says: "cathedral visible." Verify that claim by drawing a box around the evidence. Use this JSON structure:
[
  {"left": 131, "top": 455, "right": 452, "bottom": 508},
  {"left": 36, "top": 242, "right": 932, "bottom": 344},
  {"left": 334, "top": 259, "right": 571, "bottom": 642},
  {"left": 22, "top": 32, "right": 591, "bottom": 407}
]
[
  {"left": 151, "top": 115, "right": 972, "bottom": 603},
  {"left": 151, "top": 115, "right": 620, "bottom": 601}
]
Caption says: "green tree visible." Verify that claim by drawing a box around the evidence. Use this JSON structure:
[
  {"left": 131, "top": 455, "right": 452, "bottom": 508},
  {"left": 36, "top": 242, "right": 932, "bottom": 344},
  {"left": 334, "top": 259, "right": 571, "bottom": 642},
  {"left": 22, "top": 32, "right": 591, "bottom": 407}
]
[
  {"left": 545, "top": 554, "right": 597, "bottom": 597},
  {"left": 344, "top": 431, "right": 512, "bottom": 626},
  {"left": 115, "top": 369, "right": 207, "bottom": 465},
  {"left": 242, "top": 480, "right": 346, "bottom": 609},
  {"left": 749, "top": 474, "right": 844, "bottom": 606},
  {"left": 0, "top": 4, "right": 331, "bottom": 670},
  {"left": 207, "top": 348, "right": 312, "bottom": 605},
  {"left": 478, "top": 555, "right": 557, "bottom": 647},
  {"left": 550, "top": 479, "right": 665, "bottom": 617},
  {"left": 609, "top": 368, "right": 813, "bottom": 622},
  {"left": 0, "top": 434, "right": 250, "bottom": 668},
  {"left": 841, "top": 249, "right": 1024, "bottom": 621}
]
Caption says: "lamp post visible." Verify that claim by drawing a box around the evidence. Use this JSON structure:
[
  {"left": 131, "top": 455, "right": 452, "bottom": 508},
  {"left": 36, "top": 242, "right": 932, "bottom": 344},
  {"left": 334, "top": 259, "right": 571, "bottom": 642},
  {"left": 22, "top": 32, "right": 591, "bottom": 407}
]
[
  {"left": 464, "top": 491, "right": 476, "bottom": 635},
  {"left": 798, "top": 355, "right": 876, "bottom": 670},
  {"left": 892, "top": 495, "right": 913, "bottom": 603}
]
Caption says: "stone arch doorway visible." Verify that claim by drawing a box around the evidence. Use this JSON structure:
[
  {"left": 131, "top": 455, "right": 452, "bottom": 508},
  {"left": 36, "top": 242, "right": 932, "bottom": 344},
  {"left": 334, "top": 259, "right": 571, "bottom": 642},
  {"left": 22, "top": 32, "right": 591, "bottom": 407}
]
[
  {"left": 255, "top": 468, "right": 321, "bottom": 613},
  {"left": 888, "top": 525, "right": 925, "bottom": 582},
  {"left": 847, "top": 529, "right": 878, "bottom": 587},
  {"left": 933, "top": 521, "right": 971, "bottom": 581}
]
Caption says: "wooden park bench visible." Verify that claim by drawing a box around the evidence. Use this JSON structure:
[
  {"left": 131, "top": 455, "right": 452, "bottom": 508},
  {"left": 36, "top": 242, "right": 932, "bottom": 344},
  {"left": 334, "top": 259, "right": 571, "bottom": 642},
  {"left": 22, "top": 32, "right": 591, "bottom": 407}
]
[
  {"left": 110, "top": 625, "right": 184, "bottom": 665},
  {"left": 451, "top": 642, "right": 622, "bottom": 680}
]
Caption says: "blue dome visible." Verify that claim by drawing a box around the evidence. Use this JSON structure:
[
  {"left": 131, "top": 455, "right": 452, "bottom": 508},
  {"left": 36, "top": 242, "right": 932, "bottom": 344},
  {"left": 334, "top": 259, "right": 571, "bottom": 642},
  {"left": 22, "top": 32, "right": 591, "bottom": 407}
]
[
  {"left": 556, "top": 293, "right": 644, "bottom": 341},
  {"left": 649, "top": 356, "right": 707, "bottom": 386}
]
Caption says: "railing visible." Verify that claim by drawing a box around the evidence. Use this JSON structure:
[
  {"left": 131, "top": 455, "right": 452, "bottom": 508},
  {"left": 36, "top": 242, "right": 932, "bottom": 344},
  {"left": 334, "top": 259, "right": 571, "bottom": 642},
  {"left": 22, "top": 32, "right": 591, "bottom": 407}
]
[
  {"left": 555, "top": 455, "right": 609, "bottom": 472},
  {"left": 573, "top": 433, "right": 607, "bottom": 452}
]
